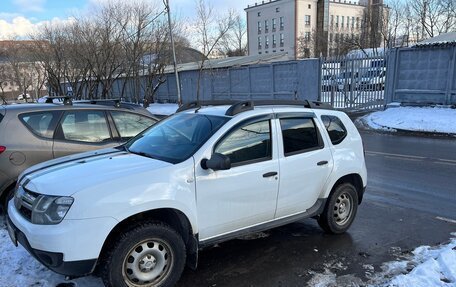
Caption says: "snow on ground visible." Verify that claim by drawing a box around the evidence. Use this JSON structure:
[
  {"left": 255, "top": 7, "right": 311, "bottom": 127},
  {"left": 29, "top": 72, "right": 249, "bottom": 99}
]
[
  {"left": 376, "top": 234, "right": 456, "bottom": 287},
  {"left": 360, "top": 106, "right": 456, "bottom": 134},
  {"left": 146, "top": 103, "right": 178, "bottom": 116}
]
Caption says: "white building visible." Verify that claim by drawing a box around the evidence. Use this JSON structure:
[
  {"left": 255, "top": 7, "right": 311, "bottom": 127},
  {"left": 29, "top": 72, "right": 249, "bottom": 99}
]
[{"left": 245, "top": 0, "right": 384, "bottom": 58}]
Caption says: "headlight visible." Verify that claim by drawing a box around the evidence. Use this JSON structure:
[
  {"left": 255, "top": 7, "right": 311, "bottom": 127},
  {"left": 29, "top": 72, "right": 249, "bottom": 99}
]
[{"left": 31, "top": 195, "right": 74, "bottom": 225}]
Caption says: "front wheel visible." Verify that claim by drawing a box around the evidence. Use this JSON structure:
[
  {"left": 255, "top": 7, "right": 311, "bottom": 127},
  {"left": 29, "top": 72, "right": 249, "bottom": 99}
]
[
  {"left": 318, "top": 183, "right": 358, "bottom": 234},
  {"left": 100, "top": 222, "right": 186, "bottom": 287}
]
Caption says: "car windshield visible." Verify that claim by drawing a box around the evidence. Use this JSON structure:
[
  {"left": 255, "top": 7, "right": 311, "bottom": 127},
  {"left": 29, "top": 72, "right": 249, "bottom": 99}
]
[{"left": 125, "top": 113, "right": 229, "bottom": 164}]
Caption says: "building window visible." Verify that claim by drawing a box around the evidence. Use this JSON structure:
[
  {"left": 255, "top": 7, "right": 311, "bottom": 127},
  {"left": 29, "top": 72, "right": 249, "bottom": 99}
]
[
  {"left": 258, "top": 36, "right": 262, "bottom": 49},
  {"left": 272, "top": 18, "right": 276, "bottom": 31},
  {"left": 341, "top": 16, "right": 344, "bottom": 28},
  {"left": 258, "top": 12, "right": 261, "bottom": 17},
  {"left": 356, "top": 17, "right": 360, "bottom": 28},
  {"left": 347, "top": 17, "right": 349, "bottom": 29},
  {"left": 276, "top": 7, "right": 280, "bottom": 12},
  {"left": 280, "top": 33, "right": 284, "bottom": 47},
  {"left": 265, "top": 35, "right": 269, "bottom": 49},
  {"left": 305, "top": 15, "right": 311, "bottom": 26},
  {"left": 336, "top": 15, "right": 339, "bottom": 28},
  {"left": 308, "top": 4, "right": 311, "bottom": 9},
  {"left": 265, "top": 20, "right": 269, "bottom": 33},
  {"left": 280, "top": 16, "right": 284, "bottom": 30},
  {"left": 304, "top": 32, "right": 311, "bottom": 41},
  {"left": 351, "top": 16, "right": 355, "bottom": 28},
  {"left": 258, "top": 21, "right": 262, "bottom": 34},
  {"left": 331, "top": 15, "right": 334, "bottom": 27},
  {"left": 272, "top": 34, "right": 277, "bottom": 47},
  {"left": 329, "top": 33, "right": 333, "bottom": 42}
]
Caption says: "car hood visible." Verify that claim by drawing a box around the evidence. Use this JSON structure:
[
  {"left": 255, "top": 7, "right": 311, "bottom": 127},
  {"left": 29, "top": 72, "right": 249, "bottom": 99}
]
[{"left": 21, "top": 149, "right": 172, "bottom": 197}]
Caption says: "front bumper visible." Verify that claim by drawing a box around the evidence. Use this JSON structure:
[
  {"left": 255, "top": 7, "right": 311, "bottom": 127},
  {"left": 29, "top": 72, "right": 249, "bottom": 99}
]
[
  {"left": 6, "top": 215, "right": 97, "bottom": 276},
  {"left": 7, "top": 200, "right": 119, "bottom": 276}
]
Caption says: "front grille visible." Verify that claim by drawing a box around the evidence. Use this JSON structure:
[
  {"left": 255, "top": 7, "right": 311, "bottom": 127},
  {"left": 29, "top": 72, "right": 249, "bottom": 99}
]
[{"left": 16, "top": 187, "right": 39, "bottom": 222}]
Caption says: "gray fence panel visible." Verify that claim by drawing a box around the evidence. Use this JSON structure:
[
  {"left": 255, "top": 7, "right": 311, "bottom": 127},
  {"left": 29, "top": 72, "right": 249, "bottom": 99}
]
[
  {"left": 297, "top": 59, "right": 319, "bottom": 101},
  {"left": 387, "top": 45, "right": 456, "bottom": 105}
]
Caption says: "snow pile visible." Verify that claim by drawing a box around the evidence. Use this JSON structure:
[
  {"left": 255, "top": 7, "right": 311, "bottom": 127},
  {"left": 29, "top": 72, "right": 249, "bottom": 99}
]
[
  {"left": 361, "top": 106, "right": 456, "bottom": 134},
  {"left": 146, "top": 103, "right": 178, "bottom": 116},
  {"left": 379, "top": 233, "right": 456, "bottom": 287},
  {"left": 0, "top": 216, "right": 103, "bottom": 287}
]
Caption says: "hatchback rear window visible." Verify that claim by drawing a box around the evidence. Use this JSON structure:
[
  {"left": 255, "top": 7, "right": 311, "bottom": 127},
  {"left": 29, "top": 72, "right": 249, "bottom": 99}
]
[{"left": 20, "top": 112, "right": 57, "bottom": 139}]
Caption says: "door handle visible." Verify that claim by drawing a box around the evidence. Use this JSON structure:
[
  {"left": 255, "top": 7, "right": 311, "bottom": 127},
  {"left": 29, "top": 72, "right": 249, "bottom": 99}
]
[
  {"left": 263, "top": 172, "right": 278, "bottom": 178},
  {"left": 317, "top": 161, "right": 329, "bottom": 166}
]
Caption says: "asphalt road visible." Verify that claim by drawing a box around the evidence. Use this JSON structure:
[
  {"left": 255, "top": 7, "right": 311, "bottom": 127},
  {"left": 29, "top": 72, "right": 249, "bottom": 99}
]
[{"left": 177, "top": 131, "right": 456, "bottom": 287}]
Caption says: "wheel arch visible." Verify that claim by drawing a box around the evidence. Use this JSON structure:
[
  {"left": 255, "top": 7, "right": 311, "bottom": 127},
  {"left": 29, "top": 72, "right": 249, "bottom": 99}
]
[
  {"left": 327, "top": 173, "right": 364, "bottom": 204},
  {"left": 97, "top": 208, "right": 198, "bottom": 273}
]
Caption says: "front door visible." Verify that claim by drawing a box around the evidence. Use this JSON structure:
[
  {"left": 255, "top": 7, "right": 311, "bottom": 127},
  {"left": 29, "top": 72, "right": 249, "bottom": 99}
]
[{"left": 195, "top": 117, "right": 279, "bottom": 240}]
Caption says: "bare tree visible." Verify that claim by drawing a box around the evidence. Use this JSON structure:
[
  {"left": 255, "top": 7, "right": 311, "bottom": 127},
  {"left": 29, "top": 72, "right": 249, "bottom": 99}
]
[
  {"left": 194, "top": 0, "right": 235, "bottom": 100},
  {"left": 219, "top": 13, "right": 247, "bottom": 57}
]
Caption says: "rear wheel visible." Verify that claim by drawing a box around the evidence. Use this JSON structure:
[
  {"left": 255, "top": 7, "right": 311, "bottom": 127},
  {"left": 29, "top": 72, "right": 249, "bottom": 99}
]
[
  {"left": 318, "top": 183, "right": 358, "bottom": 234},
  {"left": 100, "top": 222, "right": 186, "bottom": 287}
]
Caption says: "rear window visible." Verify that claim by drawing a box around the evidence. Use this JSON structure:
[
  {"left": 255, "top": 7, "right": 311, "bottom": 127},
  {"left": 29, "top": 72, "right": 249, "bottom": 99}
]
[
  {"left": 280, "top": 118, "right": 322, "bottom": 156},
  {"left": 321, "top": 115, "right": 347, "bottom": 145},
  {"left": 19, "top": 112, "right": 57, "bottom": 139}
]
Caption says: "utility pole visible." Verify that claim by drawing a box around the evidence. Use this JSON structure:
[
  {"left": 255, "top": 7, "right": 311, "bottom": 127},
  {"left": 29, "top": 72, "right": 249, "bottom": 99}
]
[{"left": 165, "top": 0, "right": 182, "bottom": 105}]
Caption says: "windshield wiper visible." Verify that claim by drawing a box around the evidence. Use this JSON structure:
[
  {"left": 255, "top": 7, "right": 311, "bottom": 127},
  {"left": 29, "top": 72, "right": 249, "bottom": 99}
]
[{"left": 129, "top": 150, "right": 157, "bottom": 160}]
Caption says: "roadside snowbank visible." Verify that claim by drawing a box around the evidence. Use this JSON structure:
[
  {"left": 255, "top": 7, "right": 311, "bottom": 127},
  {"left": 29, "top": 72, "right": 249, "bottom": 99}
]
[
  {"left": 378, "top": 233, "right": 456, "bottom": 287},
  {"left": 360, "top": 106, "right": 456, "bottom": 134},
  {"left": 146, "top": 103, "right": 178, "bottom": 116}
]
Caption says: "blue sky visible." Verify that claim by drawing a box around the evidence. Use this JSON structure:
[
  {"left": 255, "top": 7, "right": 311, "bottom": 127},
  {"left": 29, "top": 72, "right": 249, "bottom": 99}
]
[{"left": 0, "top": 0, "right": 247, "bottom": 39}]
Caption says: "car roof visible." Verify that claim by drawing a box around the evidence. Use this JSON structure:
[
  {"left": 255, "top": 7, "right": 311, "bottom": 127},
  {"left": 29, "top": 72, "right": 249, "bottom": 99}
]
[{"left": 2, "top": 102, "right": 155, "bottom": 118}]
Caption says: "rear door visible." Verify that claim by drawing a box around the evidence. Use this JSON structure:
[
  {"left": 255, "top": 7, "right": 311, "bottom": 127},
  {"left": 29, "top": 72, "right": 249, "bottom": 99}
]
[
  {"left": 52, "top": 109, "right": 119, "bottom": 158},
  {"left": 275, "top": 114, "right": 333, "bottom": 218}
]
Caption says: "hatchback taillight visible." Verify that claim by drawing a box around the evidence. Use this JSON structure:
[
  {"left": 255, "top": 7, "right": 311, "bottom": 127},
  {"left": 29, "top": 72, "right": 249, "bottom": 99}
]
[{"left": 0, "top": 146, "right": 5, "bottom": 154}]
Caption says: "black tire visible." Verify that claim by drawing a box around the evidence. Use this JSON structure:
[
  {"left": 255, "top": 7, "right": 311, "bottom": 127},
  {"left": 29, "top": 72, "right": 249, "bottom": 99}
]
[
  {"left": 0, "top": 188, "right": 14, "bottom": 214},
  {"left": 318, "top": 183, "right": 358, "bottom": 234},
  {"left": 100, "top": 221, "right": 186, "bottom": 287}
]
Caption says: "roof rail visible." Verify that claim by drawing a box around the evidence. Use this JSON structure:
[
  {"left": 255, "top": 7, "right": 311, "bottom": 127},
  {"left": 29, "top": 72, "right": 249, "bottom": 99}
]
[
  {"left": 176, "top": 99, "right": 333, "bottom": 116},
  {"left": 84, "top": 99, "right": 121, "bottom": 108},
  {"left": 176, "top": 100, "right": 241, "bottom": 113},
  {"left": 45, "top": 96, "right": 73, "bottom": 105},
  {"left": 225, "top": 101, "right": 254, "bottom": 116}
]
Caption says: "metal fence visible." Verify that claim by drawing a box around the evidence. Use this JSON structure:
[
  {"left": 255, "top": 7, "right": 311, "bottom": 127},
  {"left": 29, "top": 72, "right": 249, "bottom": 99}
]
[{"left": 320, "top": 55, "right": 387, "bottom": 110}]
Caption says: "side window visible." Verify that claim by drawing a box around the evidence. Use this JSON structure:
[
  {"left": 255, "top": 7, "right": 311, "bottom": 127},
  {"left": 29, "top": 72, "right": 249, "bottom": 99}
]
[
  {"left": 19, "top": 112, "right": 56, "bottom": 139},
  {"left": 59, "top": 110, "right": 111, "bottom": 143},
  {"left": 215, "top": 120, "right": 271, "bottom": 166},
  {"left": 280, "top": 117, "right": 321, "bottom": 156},
  {"left": 111, "top": 111, "right": 156, "bottom": 140},
  {"left": 321, "top": 115, "right": 347, "bottom": 145}
]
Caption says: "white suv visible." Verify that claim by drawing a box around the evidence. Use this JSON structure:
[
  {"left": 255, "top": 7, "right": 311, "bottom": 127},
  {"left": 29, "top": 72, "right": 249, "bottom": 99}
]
[{"left": 7, "top": 100, "right": 367, "bottom": 287}]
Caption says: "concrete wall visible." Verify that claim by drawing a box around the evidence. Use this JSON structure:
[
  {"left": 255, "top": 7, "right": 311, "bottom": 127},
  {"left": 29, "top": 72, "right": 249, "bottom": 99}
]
[
  {"left": 385, "top": 45, "right": 456, "bottom": 105},
  {"left": 154, "top": 59, "right": 321, "bottom": 103}
]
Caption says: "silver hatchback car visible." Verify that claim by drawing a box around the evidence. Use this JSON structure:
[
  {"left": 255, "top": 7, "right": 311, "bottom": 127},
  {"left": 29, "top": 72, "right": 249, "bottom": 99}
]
[{"left": 0, "top": 99, "right": 158, "bottom": 210}]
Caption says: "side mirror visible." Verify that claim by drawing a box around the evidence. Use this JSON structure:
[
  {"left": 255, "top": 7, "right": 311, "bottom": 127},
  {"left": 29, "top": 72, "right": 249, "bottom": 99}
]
[{"left": 201, "top": 153, "right": 231, "bottom": 171}]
